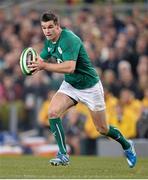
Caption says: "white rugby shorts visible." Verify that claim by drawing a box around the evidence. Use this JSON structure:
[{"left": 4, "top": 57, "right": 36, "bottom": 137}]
[{"left": 57, "top": 80, "right": 106, "bottom": 111}]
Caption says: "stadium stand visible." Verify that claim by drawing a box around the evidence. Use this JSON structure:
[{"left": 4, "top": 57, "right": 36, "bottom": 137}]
[{"left": 0, "top": 1, "right": 148, "bottom": 156}]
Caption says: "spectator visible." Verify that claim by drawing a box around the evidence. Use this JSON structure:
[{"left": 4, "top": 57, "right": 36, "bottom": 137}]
[
  {"left": 130, "top": 36, "right": 148, "bottom": 76},
  {"left": 116, "top": 60, "right": 140, "bottom": 98},
  {"left": 136, "top": 55, "right": 148, "bottom": 98},
  {"left": 108, "top": 89, "right": 141, "bottom": 138},
  {"left": 100, "top": 48, "right": 119, "bottom": 74},
  {"left": 136, "top": 88, "right": 148, "bottom": 138}
]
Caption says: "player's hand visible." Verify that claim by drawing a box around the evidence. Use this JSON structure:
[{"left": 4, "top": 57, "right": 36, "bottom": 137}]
[{"left": 27, "top": 56, "right": 45, "bottom": 74}]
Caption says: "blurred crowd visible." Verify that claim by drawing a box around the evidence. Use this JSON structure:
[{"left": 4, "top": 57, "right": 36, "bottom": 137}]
[{"left": 0, "top": 4, "right": 148, "bottom": 155}]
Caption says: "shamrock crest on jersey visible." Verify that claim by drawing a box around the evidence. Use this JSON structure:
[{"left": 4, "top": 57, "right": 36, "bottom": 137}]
[{"left": 58, "top": 47, "right": 62, "bottom": 54}]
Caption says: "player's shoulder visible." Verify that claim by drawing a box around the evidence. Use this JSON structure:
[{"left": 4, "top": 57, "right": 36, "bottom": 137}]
[{"left": 62, "top": 27, "right": 81, "bottom": 41}]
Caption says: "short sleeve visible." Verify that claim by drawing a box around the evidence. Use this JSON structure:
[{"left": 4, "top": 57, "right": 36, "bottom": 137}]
[
  {"left": 62, "top": 37, "right": 81, "bottom": 61},
  {"left": 40, "top": 40, "right": 51, "bottom": 61}
]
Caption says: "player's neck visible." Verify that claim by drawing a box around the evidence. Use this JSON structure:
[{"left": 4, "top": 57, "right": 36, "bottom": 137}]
[{"left": 52, "top": 27, "right": 62, "bottom": 43}]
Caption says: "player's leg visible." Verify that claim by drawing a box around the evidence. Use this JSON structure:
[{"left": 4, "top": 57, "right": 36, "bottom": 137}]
[
  {"left": 77, "top": 81, "right": 136, "bottom": 168},
  {"left": 48, "top": 92, "right": 76, "bottom": 166},
  {"left": 89, "top": 109, "right": 137, "bottom": 168},
  {"left": 90, "top": 110, "right": 131, "bottom": 149}
]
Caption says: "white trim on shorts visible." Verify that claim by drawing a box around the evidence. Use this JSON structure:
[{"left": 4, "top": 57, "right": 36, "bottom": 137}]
[{"left": 57, "top": 80, "right": 106, "bottom": 111}]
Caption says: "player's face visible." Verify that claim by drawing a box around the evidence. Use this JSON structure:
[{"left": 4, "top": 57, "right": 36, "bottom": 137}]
[{"left": 41, "top": 20, "right": 60, "bottom": 41}]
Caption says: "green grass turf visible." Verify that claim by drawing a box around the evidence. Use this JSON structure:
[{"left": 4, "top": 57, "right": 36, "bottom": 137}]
[{"left": 0, "top": 155, "right": 148, "bottom": 179}]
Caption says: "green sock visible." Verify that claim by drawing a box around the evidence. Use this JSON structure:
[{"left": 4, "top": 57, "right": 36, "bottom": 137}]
[
  {"left": 107, "top": 126, "right": 130, "bottom": 150},
  {"left": 49, "top": 118, "right": 67, "bottom": 154}
]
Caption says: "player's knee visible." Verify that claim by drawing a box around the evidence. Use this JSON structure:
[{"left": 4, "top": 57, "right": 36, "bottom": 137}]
[
  {"left": 48, "top": 109, "right": 59, "bottom": 119},
  {"left": 96, "top": 125, "right": 109, "bottom": 135}
]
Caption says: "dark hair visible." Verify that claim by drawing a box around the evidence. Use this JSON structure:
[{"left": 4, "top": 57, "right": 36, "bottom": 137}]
[{"left": 40, "top": 12, "right": 59, "bottom": 24}]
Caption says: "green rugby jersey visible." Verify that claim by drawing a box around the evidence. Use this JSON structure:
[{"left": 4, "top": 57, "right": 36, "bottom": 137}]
[{"left": 40, "top": 28, "right": 99, "bottom": 89}]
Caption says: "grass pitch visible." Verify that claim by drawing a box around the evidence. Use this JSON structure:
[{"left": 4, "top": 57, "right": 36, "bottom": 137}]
[{"left": 0, "top": 155, "right": 148, "bottom": 179}]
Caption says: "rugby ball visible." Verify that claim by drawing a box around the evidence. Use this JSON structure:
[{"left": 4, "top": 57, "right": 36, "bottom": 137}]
[{"left": 20, "top": 47, "right": 37, "bottom": 75}]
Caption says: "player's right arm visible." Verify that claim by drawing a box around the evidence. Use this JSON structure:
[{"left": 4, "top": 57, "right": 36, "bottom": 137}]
[
  {"left": 29, "top": 34, "right": 80, "bottom": 74},
  {"left": 29, "top": 56, "right": 76, "bottom": 74}
]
